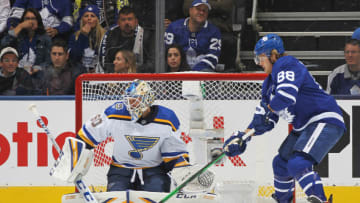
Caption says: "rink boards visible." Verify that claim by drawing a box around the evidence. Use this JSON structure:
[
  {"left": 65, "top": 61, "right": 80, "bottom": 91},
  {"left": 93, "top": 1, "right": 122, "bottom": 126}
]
[{"left": 0, "top": 97, "right": 359, "bottom": 202}]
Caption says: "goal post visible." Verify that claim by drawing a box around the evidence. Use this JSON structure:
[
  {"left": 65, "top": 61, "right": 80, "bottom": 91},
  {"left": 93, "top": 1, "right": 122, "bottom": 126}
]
[{"left": 74, "top": 73, "right": 304, "bottom": 202}]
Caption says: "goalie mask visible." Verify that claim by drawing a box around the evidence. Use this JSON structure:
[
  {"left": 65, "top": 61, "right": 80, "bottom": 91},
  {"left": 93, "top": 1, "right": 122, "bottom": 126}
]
[{"left": 124, "top": 79, "right": 155, "bottom": 121}]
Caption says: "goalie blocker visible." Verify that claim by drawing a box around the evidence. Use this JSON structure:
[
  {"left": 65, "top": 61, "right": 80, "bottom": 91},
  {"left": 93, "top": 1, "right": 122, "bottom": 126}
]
[{"left": 51, "top": 137, "right": 94, "bottom": 183}]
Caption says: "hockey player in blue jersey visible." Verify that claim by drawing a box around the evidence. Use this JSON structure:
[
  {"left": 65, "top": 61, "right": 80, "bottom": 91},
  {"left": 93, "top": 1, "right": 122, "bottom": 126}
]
[
  {"left": 76, "top": 79, "right": 190, "bottom": 192},
  {"left": 223, "top": 34, "right": 345, "bottom": 203},
  {"left": 164, "top": 0, "right": 221, "bottom": 72}
]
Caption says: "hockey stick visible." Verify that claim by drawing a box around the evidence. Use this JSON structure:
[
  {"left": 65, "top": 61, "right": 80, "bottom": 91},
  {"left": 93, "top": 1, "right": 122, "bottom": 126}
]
[
  {"left": 159, "top": 129, "right": 255, "bottom": 203},
  {"left": 28, "top": 104, "right": 99, "bottom": 203}
]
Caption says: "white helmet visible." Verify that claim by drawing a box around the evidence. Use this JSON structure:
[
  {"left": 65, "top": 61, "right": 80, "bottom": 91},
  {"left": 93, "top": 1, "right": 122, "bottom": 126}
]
[{"left": 124, "top": 79, "right": 155, "bottom": 121}]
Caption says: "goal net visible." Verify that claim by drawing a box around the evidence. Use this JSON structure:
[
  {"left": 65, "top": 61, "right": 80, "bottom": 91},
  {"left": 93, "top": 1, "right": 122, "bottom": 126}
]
[{"left": 75, "top": 73, "right": 305, "bottom": 202}]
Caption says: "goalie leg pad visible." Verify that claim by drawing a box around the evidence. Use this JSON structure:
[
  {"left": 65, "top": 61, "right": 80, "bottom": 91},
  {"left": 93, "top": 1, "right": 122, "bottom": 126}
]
[
  {"left": 272, "top": 155, "right": 294, "bottom": 203},
  {"left": 287, "top": 153, "right": 326, "bottom": 201}
]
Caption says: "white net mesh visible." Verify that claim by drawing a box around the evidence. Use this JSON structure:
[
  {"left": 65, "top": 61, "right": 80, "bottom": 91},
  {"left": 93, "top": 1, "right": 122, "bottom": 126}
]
[
  {"left": 76, "top": 73, "right": 305, "bottom": 202},
  {"left": 81, "top": 80, "right": 263, "bottom": 101}
]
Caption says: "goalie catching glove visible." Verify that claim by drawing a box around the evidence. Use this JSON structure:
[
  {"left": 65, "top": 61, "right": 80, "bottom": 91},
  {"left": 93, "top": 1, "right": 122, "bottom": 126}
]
[
  {"left": 50, "top": 137, "right": 93, "bottom": 183},
  {"left": 171, "top": 164, "right": 216, "bottom": 193},
  {"left": 223, "top": 131, "right": 249, "bottom": 157}
]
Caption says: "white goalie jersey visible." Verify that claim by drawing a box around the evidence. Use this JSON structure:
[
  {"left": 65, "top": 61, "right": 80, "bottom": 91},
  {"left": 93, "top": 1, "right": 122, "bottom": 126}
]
[{"left": 77, "top": 102, "right": 190, "bottom": 169}]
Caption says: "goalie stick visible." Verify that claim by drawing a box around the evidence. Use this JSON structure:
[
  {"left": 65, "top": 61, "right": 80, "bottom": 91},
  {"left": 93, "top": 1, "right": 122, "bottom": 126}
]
[
  {"left": 159, "top": 129, "right": 255, "bottom": 203},
  {"left": 28, "top": 104, "right": 99, "bottom": 203}
]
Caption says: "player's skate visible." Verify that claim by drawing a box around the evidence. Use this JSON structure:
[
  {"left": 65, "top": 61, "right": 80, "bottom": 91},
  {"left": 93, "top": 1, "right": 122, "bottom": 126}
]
[
  {"left": 307, "top": 194, "right": 333, "bottom": 203},
  {"left": 271, "top": 193, "right": 293, "bottom": 203}
]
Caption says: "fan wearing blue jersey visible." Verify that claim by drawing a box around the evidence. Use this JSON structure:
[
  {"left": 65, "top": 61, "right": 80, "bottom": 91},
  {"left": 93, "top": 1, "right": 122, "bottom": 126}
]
[
  {"left": 7, "top": 0, "right": 73, "bottom": 38},
  {"left": 327, "top": 38, "right": 360, "bottom": 95},
  {"left": 164, "top": 0, "right": 221, "bottom": 72},
  {"left": 76, "top": 79, "right": 190, "bottom": 192},
  {"left": 223, "top": 34, "right": 345, "bottom": 203}
]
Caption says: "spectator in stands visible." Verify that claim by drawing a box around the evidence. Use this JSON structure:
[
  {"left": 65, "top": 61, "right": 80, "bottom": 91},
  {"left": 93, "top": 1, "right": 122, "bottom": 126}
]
[
  {"left": 73, "top": 0, "right": 129, "bottom": 30},
  {"left": 165, "top": 0, "right": 221, "bottom": 72},
  {"left": 113, "top": 50, "right": 137, "bottom": 73},
  {"left": 68, "top": 5, "right": 105, "bottom": 73},
  {"left": 37, "top": 39, "right": 86, "bottom": 95},
  {"left": 183, "top": 0, "right": 234, "bottom": 33},
  {"left": 184, "top": 0, "right": 245, "bottom": 71},
  {"left": 7, "top": 0, "right": 73, "bottom": 39},
  {"left": 98, "top": 6, "right": 154, "bottom": 73},
  {"left": 1, "top": 8, "right": 51, "bottom": 75},
  {"left": 0, "top": 0, "right": 11, "bottom": 39},
  {"left": 352, "top": 27, "right": 360, "bottom": 40},
  {"left": 130, "top": 0, "right": 185, "bottom": 30},
  {"left": 0, "top": 46, "right": 34, "bottom": 95},
  {"left": 166, "top": 44, "right": 190, "bottom": 72},
  {"left": 327, "top": 38, "right": 360, "bottom": 95}
]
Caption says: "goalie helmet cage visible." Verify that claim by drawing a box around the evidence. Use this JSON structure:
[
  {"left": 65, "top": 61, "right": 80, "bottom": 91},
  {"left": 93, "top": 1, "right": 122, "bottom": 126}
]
[{"left": 75, "top": 73, "right": 303, "bottom": 203}]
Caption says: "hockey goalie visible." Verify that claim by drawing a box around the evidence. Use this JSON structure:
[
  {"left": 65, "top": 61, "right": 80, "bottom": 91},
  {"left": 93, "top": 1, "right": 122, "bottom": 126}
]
[{"left": 55, "top": 80, "right": 219, "bottom": 203}]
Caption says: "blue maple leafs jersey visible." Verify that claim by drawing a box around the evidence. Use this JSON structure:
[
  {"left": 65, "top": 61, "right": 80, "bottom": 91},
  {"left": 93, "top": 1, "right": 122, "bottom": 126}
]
[
  {"left": 263, "top": 55, "right": 346, "bottom": 131},
  {"left": 77, "top": 102, "right": 189, "bottom": 169},
  {"left": 8, "top": 0, "right": 73, "bottom": 33},
  {"left": 165, "top": 18, "right": 221, "bottom": 71}
]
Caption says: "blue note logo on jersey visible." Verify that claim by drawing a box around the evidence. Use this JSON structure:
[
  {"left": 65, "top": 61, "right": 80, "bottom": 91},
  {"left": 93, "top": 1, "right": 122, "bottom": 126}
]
[{"left": 126, "top": 135, "right": 160, "bottom": 160}]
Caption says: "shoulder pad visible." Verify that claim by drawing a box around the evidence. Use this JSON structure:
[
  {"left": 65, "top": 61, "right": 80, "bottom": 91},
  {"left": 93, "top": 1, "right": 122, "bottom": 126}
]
[
  {"left": 104, "top": 102, "right": 131, "bottom": 120},
  {"left": 154, "top": 105, "right": 180, "bottom": 132}
]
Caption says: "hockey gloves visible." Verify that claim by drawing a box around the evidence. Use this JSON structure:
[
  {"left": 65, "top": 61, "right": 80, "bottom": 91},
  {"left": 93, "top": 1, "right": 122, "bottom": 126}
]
[
  {"left": 223, "top": 131, "right": 248, "bottom": 157},
  {"left": 249, "top": 101, "right": 279, "bottom": 135}
]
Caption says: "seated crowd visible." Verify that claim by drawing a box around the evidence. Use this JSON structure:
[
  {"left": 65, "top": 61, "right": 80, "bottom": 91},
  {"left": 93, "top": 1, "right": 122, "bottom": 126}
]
[{"left": 0, "top": 0, "right": 359, "bottom": 96}]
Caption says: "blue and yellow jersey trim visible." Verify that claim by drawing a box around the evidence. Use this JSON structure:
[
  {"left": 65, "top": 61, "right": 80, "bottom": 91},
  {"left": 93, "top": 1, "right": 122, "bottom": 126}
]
[
  {"left": 77, "top": 127, "right": 97, "bottom": 148},
  {"left": 104, "top": 102, "right": 132, "bottom": 121},
  {"left": 154, "top": 106, "right": 180, "bottom": 132},
  {"left": 174, "top": 156, "right": 191, "bottom": 167},
  {"left": 153, "top": 118, "right": 177, "bottom": 132},
  {"left": 111, "top": 162, "right": 153, "bottom": 169},
  {"left": 110, "top": 156, "right": 150, "bottom": 169},
  {"left": 107, "top": 114, "right": 132, "bottom": 121},
  {"left": 162, "top": 152, "right": 190, "bottom": 167}
]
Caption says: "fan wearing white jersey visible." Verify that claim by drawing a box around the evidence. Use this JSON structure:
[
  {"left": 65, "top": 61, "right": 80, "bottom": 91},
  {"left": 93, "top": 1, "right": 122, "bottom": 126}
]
[
  {"left": 76, "top": 79, "right": 190, "bottom": 192},
  {"left": 223, "top": 34, "right": 345, "bottom": 203}
]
